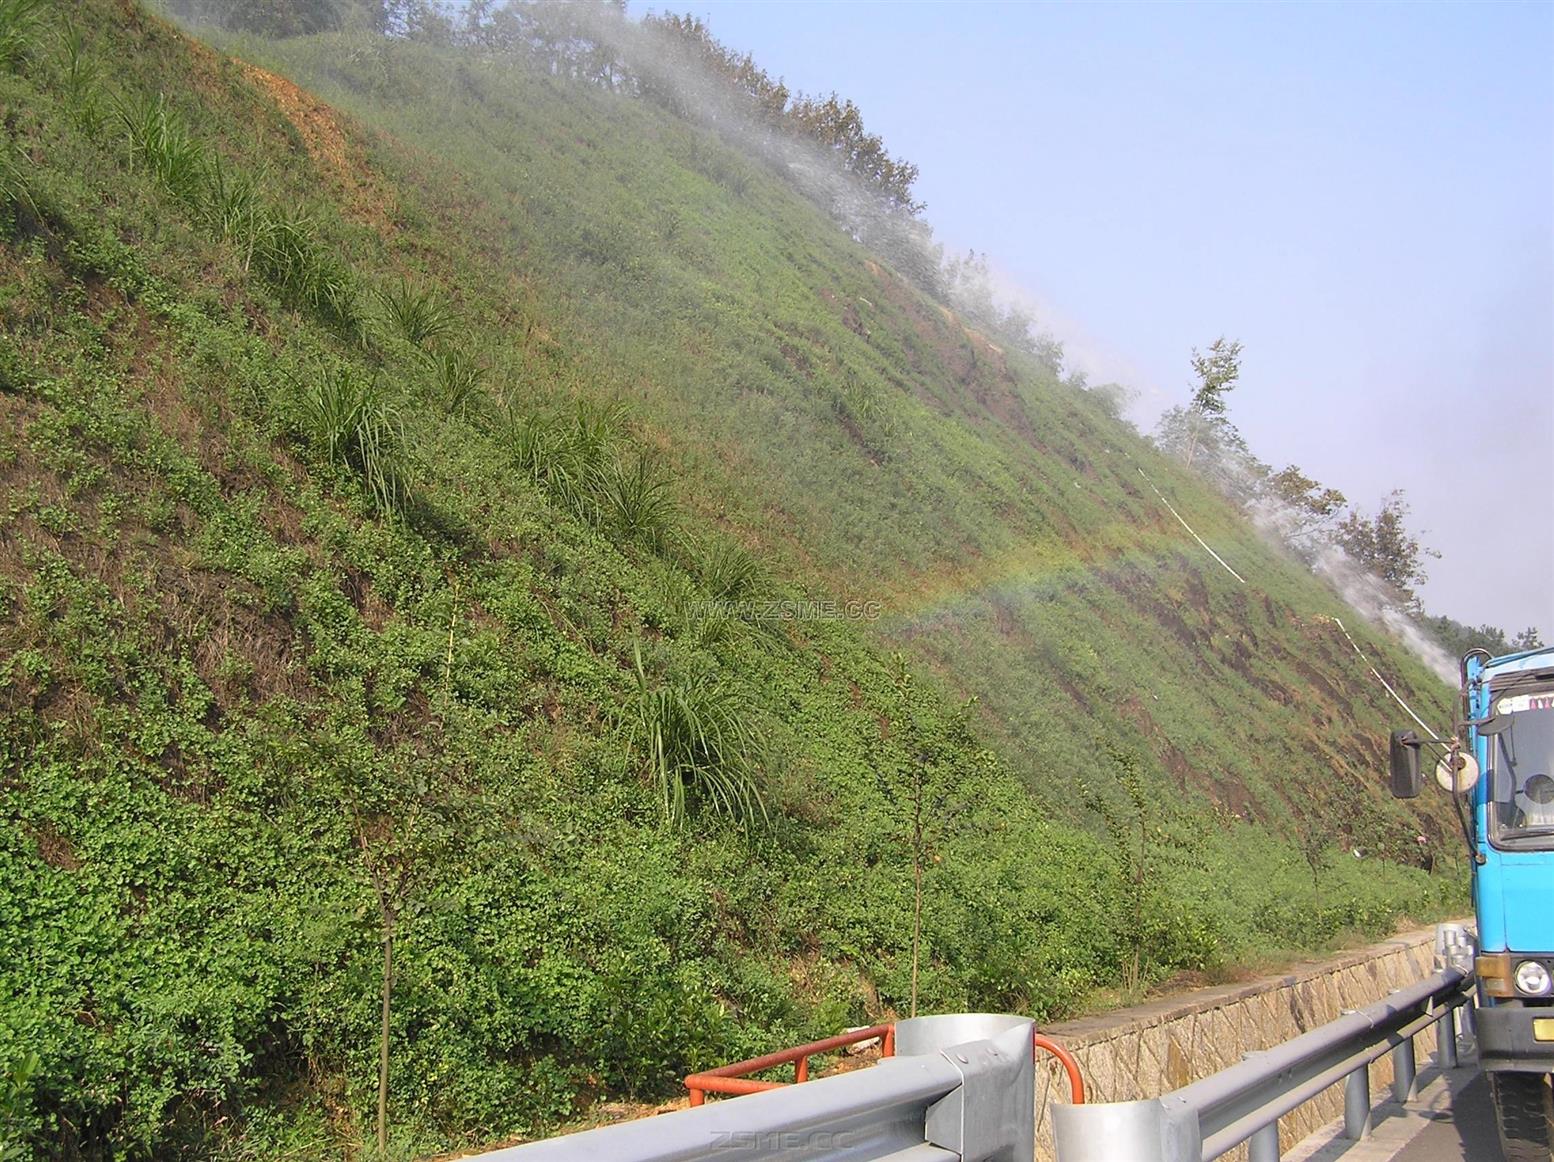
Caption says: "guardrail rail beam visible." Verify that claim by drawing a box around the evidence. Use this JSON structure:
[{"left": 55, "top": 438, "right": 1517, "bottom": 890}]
[{"left": 1052, "top": 931, "right": 1472, "bottom": 1162}]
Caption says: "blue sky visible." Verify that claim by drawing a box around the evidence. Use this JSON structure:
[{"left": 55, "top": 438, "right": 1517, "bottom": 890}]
[{"left": 672, "top": 0, "right": 1553, "bottom": 639}]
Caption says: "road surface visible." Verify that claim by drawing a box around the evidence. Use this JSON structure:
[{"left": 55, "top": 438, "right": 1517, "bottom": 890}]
[{"left": 1288, "top": 1050, "right": 1509, "bottom": 1162}]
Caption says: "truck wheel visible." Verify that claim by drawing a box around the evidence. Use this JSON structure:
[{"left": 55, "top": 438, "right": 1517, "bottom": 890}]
[{"left": 1490, "top": 1071, "right": 1554, "bottom": 1161}]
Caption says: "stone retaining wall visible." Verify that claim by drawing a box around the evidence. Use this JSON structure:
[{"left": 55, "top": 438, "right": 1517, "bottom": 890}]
[{"left": 1034, "top": 927, "right": 1442, "bottom": 1161}]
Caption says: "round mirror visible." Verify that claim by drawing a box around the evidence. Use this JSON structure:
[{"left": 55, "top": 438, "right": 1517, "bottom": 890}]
[{"left": 1436, "top": 750, "right": 1481, "bottom": 793}]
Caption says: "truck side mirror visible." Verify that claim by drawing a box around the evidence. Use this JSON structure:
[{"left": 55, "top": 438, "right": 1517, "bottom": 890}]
[
  {"left": 1471, "top": 714, "right": 1512, "bottom": 737},
  {"left": 1390, "top": 730, "right": 1423, "bottom": 798}
]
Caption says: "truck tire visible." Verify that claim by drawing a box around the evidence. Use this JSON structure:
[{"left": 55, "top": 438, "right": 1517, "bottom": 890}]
[{"left": 1490, "top": 1071, "right": 1554, "bottom": 1162}]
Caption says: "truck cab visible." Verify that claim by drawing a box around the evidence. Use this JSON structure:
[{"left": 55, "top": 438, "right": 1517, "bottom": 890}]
[{"left": 1392, "top": 644, "right": 1554, "bottom": 1160}]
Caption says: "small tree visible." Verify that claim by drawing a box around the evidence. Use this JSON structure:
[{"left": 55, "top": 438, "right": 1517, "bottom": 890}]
[
  {"left": 1182, "top": 337, "right": 1242, "bottom": 466},
  {"left": 1085, "top": 746, "right": 1153, "bottom": 994},
  {"left": 353, "top": 791, "right": 428, "bottom": 1159},
  {"left": 1083, "top": 744, "right": 1212, "bottom": 993},
  {"left": 1333, "top": 491, "right": 1440, "bottom": 609},
  {"left": 1189, "top": 337, "right": 1243, "bottom": 417},
  {"left": 1262, "top": 464, "right": 1348, "bottom": 549},
  {"left": 874, "top": 654, "right": 966, "bottom": 1016},
  {"left": 337, "top": 584, "right": 463, "bottom": 1157},
  {"left": 1512, "top": 627, "right": 1546, "bottom": 651}
]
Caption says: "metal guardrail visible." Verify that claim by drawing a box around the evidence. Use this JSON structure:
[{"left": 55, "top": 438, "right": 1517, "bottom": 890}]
[
  {"left": 1051, "top": 964, "right": 1474, "bottom": 1162},
  {"left": 465, "top": 930, "right": 1469, "bottom": 1162},
  {"left": 469, "top": 1014, "right": 1036, "bottom": 1162}
]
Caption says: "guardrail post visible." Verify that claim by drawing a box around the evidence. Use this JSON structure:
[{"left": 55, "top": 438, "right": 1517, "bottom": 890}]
[
  {"left": 1052, "top": 1097, "right": 1199, "bottom": 1162},
  {"left": 1437, "top": 1007, "right": 1458, "bottom": 1070},
  {"left": 1392, "top": 1035, "right": 1416, "bottom": 1103},
  {"left": 1343, "top": 1066, "right": 1371, "bottom": 1139},
  {"left": 897, "top": 1014, "right": 1035, "bottom": 1162},
  {"left": 1460, "top": 999, "right": 1476, "bottom": 1039},
  {"left": 1248, "top": 1121, "right": 1279, "bottom": 1162}
]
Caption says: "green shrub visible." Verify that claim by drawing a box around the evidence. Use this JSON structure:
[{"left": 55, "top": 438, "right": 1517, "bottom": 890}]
[{"left": 0, "top": 1051, "right": 41, "bottom": 1161}]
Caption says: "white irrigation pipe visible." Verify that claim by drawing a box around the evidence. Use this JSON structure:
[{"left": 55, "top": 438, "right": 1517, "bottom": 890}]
[
  {"left": 1330, "top": 615, "right": 1440, "bottom": 737},
  {"left": 1136, "top": 467, "right": 1246, "bottom": 584},
  {"left": 1128, "top": 454, "right": 1448, "bottom": 745}
]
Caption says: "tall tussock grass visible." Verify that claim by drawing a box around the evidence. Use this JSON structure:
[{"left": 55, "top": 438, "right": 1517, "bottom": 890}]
[
  {"left": 258, "top": 205, "right": 360, "bottom": 328},
  {"left": 0, "top": 0, "right": 45, "bottom": 69},
  {"left": 116, "top": 93, "right": 204, "bottom": 204},
  {"left": 509, "top": 399, "right": 615, "bottom": 510},
  {"left": 596, "top": 452, "right": 675, "bottom": 548},
  {"left": 58, "top": 24, "right": 103, "bottom": 134},
  {"left": 110, "top": 92, "right": 360, "bottom": 332},
  {"left": 199, "top": 156, "right": 267, "bottom": 268},
  {"left": 375, "top": 277, "right": 456, "bottom": 349},
  {"left": 0, "top": 136, "right": 34, "bottom": 219},
  {"left": 624, "top": 644, "right": 766, "bottom": 828},
  {"left": 507, "top": 399, "right": 675, "bottom": 547},
  {"left": 429, "top": 348, "right": 486, "bottom": 416},
  {"left": 698, "top": 539, "right": 762, "bottom": 601},
  {"left": 298, "top": 366, "right": 410, "bottom": 515}
]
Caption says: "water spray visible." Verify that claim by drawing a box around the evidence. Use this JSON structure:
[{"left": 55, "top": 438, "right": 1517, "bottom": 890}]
[
  {"left": 1134, "top": 452, "right": 1452, "bottom": 747},
  {"left": 1327, "top": 615, "right": 1443, "bottom": 739}
]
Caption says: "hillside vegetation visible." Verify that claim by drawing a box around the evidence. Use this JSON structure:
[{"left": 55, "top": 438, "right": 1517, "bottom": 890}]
[{"left": 0, "top": 2, "right": 1457, "bottom": 1157}]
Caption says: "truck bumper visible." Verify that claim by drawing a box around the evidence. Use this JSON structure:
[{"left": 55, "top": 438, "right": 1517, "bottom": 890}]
[{"left": 1477, "top": 1004, "right": 1554, "bottom": 1072}]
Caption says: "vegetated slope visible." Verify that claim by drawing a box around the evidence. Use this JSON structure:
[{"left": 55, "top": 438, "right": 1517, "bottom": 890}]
[
  {"left": 0, "top": 3, "right": 1454, "bottom": 1159},
  {"left": 247, "top": 28, "right": 1459, "bottom": 842}
]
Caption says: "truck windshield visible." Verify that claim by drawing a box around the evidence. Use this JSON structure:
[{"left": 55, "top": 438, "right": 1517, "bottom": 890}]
[{"left": 1487, "top": 692, "right": 1554, "bottom": 850}]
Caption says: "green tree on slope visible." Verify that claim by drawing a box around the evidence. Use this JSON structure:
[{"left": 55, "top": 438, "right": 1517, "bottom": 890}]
[
  {"left": 1155, "top": 336, "right": 1244, "bottom": 468},
  {"left": 1333, "top": 491, "right": 1440, "bottom": 610}
]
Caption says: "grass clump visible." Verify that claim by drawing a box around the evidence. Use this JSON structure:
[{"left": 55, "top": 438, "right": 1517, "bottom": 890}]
[
  {"left": 375, "top": 276, "right": 456, "bottom": 349},
  {"left": 255, "top": 204, "right": 360, "bottom": 329},
  {"left": 110, "top": 91, "right": 362, "bottom": 332},
  {"left": 297, "top": 365, "right": 410, "bottom": 514},
  {"left": 0, "top": 137, "right": 34, "bottom": 220},
  {"left": 57, "top": 24, "right": 103, "bottom": 133},
  {"left": 624, "top": 645, "right": 767, "bottom": 828},
  {"left": 698, "top": 538, "right": 762, "bottom": 601},
  {"left": 509, "top": 403, "right": 677, "bottom": 548},
  {"left": 0, "top": 0, "right": 44, "bottom": 69},
  {"left": 198, "top": 154, "right": 267, "bottom": 265},
  {"left": 116, "top": 92, "right": 204, "bottom": 204},
  {"left": 597, "top": 453, "right": 676, "bottom": 549},
  {"left": 509, "top": 399, "right": 633, "bottom": 524},
  {"left": 429, "top": 347, "right": 485, "bottom": 416}
]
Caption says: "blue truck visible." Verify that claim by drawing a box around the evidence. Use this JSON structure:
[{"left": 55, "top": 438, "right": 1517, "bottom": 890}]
[{"left": 1391, "top": 643, "right": 1554, "bottom": 1161}]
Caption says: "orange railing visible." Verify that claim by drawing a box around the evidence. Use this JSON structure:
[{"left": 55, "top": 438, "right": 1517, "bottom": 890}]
[
  {"left": 685, "top": 1023, "right": 1086, "bottom": 1108},
  {"left": 685, "top": 1024, "right": 895, "bottom": 1106},
  {"left": 1035, "top": 1031, "right": 1085, "bottom": 1104}
]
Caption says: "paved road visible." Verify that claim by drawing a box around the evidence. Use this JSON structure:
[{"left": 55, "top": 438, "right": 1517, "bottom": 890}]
[
  {"left": 1391, "top": 1071, "right": 1503, "bottom": 1162},
  {"left": 1288, "top": 1056, "right": 1513, "bottom": 1162}
]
